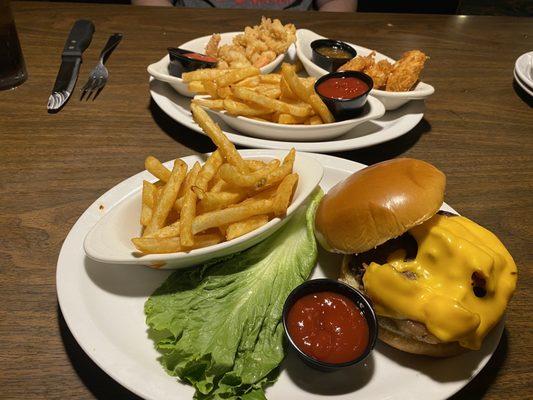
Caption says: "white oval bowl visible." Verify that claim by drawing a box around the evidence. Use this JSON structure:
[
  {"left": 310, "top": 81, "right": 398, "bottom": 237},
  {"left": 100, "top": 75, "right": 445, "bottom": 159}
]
[
  {"left": 296, "top": 29, "right": 435, "bottom": 111},
  {"left": 147, "top": 32, "right": 289, "bottom": 98},
  {"left": 83, "top": 150, "right": 323, "bottom": 269},
  {"left": 201, "top": 95, "right": 385, "bottom": 141}
]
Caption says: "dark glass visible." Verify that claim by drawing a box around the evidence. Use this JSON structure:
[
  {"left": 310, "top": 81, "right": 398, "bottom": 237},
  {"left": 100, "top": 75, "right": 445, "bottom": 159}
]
[{"left": 0, "top": 0, "right": 27, "bottom": 90}]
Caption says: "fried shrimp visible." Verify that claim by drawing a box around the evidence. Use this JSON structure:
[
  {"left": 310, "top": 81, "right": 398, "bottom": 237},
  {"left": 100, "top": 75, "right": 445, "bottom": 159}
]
[
  {"left": 364, "top": 59, "right": 393, "bottom": 89},
  {"left": 338, "top": 51, "right": 376, "bottom": 72},
  {"left": 386, "top": 50, "right": 428, "bottom": 92}
]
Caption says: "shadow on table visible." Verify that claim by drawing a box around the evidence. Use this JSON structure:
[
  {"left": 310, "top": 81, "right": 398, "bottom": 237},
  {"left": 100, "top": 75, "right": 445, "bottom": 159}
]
[
  {"left": 58, "top": 305, "right": 142, "bottom": 400},
  {"left": 335, "top": 117, "right": 431, "bottom": 165},
  {"left": 513, "top": 80, "right": 533, "bottom": 107},
  {"left": 149, "top": 98, "right": 216, "bottom": 154}
]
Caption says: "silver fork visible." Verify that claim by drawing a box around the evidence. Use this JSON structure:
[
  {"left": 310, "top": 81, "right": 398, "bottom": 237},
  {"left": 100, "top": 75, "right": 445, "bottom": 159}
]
[{"left": 80, "top": 33, "right": 123, "bottom": 100}]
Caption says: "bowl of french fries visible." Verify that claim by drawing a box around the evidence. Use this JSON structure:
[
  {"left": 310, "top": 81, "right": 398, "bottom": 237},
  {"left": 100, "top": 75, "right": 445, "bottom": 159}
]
[
  {"left": 296, "top": 29, "right": 435, "bottom": 111},
  {"left": 188, "top": 62, "right": 385, "bottom": 141},
  {"left": 83, "top": 105, "right": 323, "bottom": 270},
  {"left": 147, "top": 18, "right": 296, "bottom": 98}
]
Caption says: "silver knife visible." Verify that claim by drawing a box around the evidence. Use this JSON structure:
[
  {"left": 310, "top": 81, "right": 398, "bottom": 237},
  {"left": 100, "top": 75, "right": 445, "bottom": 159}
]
[{"left": 47, "top": 20, "right": 95, "bottom": 112}]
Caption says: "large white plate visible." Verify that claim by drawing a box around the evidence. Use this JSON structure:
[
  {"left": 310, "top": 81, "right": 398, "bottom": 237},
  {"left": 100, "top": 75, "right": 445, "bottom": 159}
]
[
  {"left": 514, "top": 68, "right": 533, "bottom": 97},
  {"left": 296, "top": 29, "right": 435, "bottom": 111},
  {"left": 514, "top": 51, "right": 533, "bottom": 89},
  {"left": 150, "top": 78, "right": 424, "bottom": 153},
  {"left": 57, "top": 152, "right": 503, "bottom": 400}
]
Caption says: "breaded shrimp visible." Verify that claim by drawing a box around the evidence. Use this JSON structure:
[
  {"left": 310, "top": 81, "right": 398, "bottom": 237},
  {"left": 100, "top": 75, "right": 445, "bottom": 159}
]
[
  {"left": 338, "top": 51, "right": 376, "bottom": 72},
  {"left": 364, "top": 59, "right": 393, "bottom": 89},
  {"left": 386, "top": 50, "right": 428, "bottom": 92}
]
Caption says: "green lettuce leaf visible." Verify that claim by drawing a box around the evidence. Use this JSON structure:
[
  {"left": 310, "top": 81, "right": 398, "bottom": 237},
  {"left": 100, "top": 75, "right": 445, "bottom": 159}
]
[{"left": 145, "top": 189, "right": 323, "bottom": 399}]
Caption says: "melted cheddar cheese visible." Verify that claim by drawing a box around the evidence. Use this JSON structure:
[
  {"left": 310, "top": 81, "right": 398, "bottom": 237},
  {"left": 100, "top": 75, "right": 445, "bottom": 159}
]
[{"left": 363, "top": 214, "right": 517, "bottom": 349}]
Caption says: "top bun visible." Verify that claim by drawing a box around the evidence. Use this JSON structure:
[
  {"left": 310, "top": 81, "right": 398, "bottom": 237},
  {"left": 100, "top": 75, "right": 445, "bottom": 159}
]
[{"left": 314, "top": 158, "right": 446, "bottom": 254}]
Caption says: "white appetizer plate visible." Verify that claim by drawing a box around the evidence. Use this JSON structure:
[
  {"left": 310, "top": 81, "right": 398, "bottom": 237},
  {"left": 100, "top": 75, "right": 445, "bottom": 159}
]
[
  {"left": 296, "top": 29, "right": 435, "bottom": 111},
  {"left": 200, "top": 95, "right": 385, "bottom": 141},
  {"left": 147, "top": 32, "right": 289, "bottom": 98},
  {"left": 514, "top": 69, "right": 533, "bottom": 97},
  {"left": 514, "top": 51, "right": 533, "bottom": 90},
  {"left": 58, "top": 152, "right": 503, "bottom": 400},
  {"left": 83, "top": 150, "right": 323, "bottom": 269},
  {"left": 150, "top": 78, "right": 424, "bottom": 152}
]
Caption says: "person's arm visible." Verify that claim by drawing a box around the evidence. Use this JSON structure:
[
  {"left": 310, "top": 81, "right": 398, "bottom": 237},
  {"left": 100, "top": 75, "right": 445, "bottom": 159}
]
[
  {"left": 315, "top": 0, "right": 357, "bottom": 12},
  {"left": 131, "top": 0, "right": 173, "bottom": 6}
]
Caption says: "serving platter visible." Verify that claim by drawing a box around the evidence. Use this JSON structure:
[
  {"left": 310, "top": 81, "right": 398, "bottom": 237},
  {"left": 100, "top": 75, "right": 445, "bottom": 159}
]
[
  {"left": 56, "top": 151, "right": 502, "bottom": 400},
  {"left": 150, "top": 78, "right": 424, "bottom": 152}
]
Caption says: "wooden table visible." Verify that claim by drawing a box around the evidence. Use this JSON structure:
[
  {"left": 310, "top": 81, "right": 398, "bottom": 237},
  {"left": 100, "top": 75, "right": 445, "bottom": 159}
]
[{"left": 1, "top": 2, "right": 531, "bottom": 399}]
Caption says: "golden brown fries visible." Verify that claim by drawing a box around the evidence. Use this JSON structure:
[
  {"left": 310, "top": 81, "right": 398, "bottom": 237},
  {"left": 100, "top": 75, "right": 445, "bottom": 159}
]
[
  {"left": 132, "top": 111, "right": 299, "bottom": 255},
  {"left": 145, "top": 156, "right": 171, "bottom": 183},
  {"left": 188, "top": 62, "right": 338, "bottom": 125}
]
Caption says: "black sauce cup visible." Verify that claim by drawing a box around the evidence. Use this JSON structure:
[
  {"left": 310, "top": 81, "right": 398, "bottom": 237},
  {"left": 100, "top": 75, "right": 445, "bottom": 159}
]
[
  {"left": 311, "top": 39, "right": 357, "bottom": 72},
  {"left": 282, "top": 278, "right": 378, "bottom": 372},
  {"left": 315, "top": 71, "right": 374, "bottom": 121},
  {"left": 167, "top": 47, "right": 217, "bottom": 77}
]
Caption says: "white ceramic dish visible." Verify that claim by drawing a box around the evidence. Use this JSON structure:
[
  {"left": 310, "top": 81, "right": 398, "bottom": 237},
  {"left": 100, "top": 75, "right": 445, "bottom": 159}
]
[
  {"left": 147, "top": 32, "right": 289, "bottom": 98},
  {"left": 150, "top": 78, "right": 424, "bottom": 152},
  {"left": 296, "top": 29, "right": 435, "bottom": 111},
  {"left": 514, "top": 51, "right": 533, "bottom": 89},
  {"left": 83, "top": 150, "right": 323, "bottom": 269},
  {"left": 58, "top": 152, "right": 504, "bottom": 400},
  {"left": 199, "top": 95, "right": 385, "bottom": 141},
  {"left": 514, "top": 69, "right": 533, "bottom": 97}
]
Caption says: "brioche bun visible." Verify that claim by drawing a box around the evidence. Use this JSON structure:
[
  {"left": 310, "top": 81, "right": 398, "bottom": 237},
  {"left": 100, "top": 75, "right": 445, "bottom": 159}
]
[{"left": 314, "top": 158, "right": 446, "bottom": 254}]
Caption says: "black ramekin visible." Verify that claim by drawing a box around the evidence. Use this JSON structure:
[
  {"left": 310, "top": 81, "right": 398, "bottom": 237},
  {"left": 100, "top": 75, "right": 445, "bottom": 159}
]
[
  {"left": 167, "top": 47, "right": 217, "bottom": 77},
  {"left": 311, "top": 39, "right": 357, "bottom": 72},
  {"left": 282, "top": 278, "right": 378, "bottom": 372},
  {"left": 314, "top": 71, "right": 374, "bottom": 121}
]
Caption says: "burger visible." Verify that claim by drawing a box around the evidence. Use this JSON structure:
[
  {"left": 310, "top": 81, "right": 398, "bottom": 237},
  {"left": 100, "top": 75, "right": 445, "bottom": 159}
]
[{"left": 314, "top": 158, "right": 517, "bottom": 357}]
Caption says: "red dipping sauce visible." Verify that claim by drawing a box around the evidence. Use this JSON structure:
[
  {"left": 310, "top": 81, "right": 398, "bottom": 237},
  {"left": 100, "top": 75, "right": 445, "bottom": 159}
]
[
  {"left": 287, "top": 291, "right": 369, "bottom": 364},
  {"left": 182, "top": 52, "right": 217, "bottom": 63},
  {"left": 316, "top": 76, "right": 369, "bottom": 99}
]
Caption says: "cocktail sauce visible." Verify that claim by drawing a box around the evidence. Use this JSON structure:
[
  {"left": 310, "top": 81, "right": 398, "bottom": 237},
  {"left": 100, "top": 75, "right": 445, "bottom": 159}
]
[
  {"left": 182, "top": 52, "right": 217, "bottom": 63},
  {"left": 316, "top": 76, "right": 369, "bottom": 100},
  {"left": 286, "top": 291, "right": 369, "bottom": 364}
]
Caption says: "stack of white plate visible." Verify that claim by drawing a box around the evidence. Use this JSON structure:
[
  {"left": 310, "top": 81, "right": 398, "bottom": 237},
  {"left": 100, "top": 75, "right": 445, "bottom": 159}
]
[{"left": 514, "top": 51, "right": 533, "bottom": 97}]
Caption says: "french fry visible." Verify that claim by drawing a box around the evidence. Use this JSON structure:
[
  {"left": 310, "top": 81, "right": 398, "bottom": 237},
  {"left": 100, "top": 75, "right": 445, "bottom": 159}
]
[
  {"left": 234, "top": 75, "right": 260, "bottom": 87},
  {"left": 218, "top": 160, "right": 279, "bottom": 188},
  {"left": 180, "top": 164, "right": 202, "bottom": 247},
  {"left": 201, "top": 80, "right": 219, "bottom": 99},
  {"left": 307, "top": 115, "right": 322, "bottom": 125},
  {"left": 144, "top": 159, "right": 187, "bottom": 236},
  {"left": 308, "top": 94, "right": 335, "bottom": 124},
  {"left": 132, "top": 233, "right": 222, "bottom": 254},
  {"left": 178, "top": 162, "right": 202, "bottom": 198},
  {"left": 145, "top": 156, "right": 171, "bottom": 183},
  {"left": 182, "top": 68, "right": 230, "bottom": 82},
  {"left": 198, "top": 190, "right": 248, "bottom": 213},
  {"left": 259, "top": 74, "right": 282, "bottom": 84},
  {"left": 141, "top": 180, "right": 158, "bottom": 226},
  {"left": 261, "top": 87, "right": 282, "bottom": 99},
  {"left": 191, "top": 103, "right": 249, "bottom": 173},
  {"left": 260, "top": 148, "right": 296, "bottom": 189},
  {"left": 192, "top": 186, "right": 206, "bottom": 199},
  {"left": 188, "top": 80, "right": 206, "bottom": 93},
  {"left": 231, "top": 86, "right": 313, "bottom": 118},
  {"left": 225, "top": 214, "right": 269, "bottom": 241},
  {"left": 245, "top": 160, "right": 268, "bottom": 171},
  {"left": 217, "top": 86, "right": 233, "bottom": 99},
  {"left": 273, "top": 173, "right": 299, "bottom": 216},
  {"left": 223, "top": 99, "right": 271, "bottom": 116},
  {"left": 215, "top": 67, "right": 260, "bottom": 87},
  {"left": 280, "top": 76, "right": 297, "bottom": 100},
  {"left": 209, "top": 176, "right": 227, "bottom": 193},
  {"left": 278, "top": 113, "right": 306, "bottom": 124},
  {"left": 192, "top": 98, "right": 225, "bottom": 110}
]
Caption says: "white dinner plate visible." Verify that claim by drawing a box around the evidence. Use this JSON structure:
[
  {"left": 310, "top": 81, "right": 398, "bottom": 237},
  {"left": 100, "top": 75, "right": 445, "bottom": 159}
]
[
  {"left": 83, "top": 150, "right": 323, "bottom": 269},
  {"left": 514, "top": 68, "right": 533, "bottom": 97},
  {"left": 57, "top": 152, "right": 503, "bottom": 400},
  {"left": 150, "top": 78, "right": 424, "bottom": 153},
  {"left": 514, "top": 51, "right": 533, "bottom": 89},
  {"left": 296, "top": 29, "right": 435, "bottom": 111},
  {"left": 147, "top": 32, "right": 288, "bottom": 98}
]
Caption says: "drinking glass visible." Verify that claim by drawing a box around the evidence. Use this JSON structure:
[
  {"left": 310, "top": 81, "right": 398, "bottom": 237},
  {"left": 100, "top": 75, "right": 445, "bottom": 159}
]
[{"left": 0, "top": 0, "right": 27, "bottom": 90}]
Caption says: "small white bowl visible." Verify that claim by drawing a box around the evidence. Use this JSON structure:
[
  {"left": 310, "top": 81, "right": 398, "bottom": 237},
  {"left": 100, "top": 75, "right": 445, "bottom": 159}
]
[
  {"left": 147, "top": 32, "right": 289, "bottom": 98},
  {"left": 83, "top": 150, "right": 323, "bottom": 270},
  {"left": 296, "top": 29, "right": 435, "bottom": 111},
  {"left": 202, "top": 95, "right": 385, "bottom": 141}
]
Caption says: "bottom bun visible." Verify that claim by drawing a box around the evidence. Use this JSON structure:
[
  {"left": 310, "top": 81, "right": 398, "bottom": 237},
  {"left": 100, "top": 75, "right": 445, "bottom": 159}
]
[{"left": 340, "top": 254, "right": 467, "bottom": 358}]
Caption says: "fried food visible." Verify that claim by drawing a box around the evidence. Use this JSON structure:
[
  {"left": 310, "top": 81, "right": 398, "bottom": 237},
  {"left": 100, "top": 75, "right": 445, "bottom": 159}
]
[
  {"left": 132, "top": 110, "right": 299, "bottom": 254},
  {"left": 338, "top": 49, "right": 428, "bottom": 91},
  {"left": 386, "top": 50, "right": 428, "bottom": 92},
  {"left": 206, "top": 17, "right": 296, "bottom": 69}
]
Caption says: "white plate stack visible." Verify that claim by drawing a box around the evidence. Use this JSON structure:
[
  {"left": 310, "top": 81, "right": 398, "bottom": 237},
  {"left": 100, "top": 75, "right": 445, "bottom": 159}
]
[{"left": 514, "top": 51, "right": 533, "bottom": 97}]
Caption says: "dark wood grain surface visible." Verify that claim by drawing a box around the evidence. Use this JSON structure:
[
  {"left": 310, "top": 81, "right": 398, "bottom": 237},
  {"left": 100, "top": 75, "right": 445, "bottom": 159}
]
[{"left": 1, "top": 2, "right": 531, "bottom": 399}]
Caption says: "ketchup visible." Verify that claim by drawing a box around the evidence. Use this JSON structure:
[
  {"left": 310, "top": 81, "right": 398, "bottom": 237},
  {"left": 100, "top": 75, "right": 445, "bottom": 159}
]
[
  {"left": 316, "top": 76, "right": 369, "bottom": 99},
  {"left": 182, "top": 52, "right": 217, "bottom": 63},
  {"left": 287, "top": 291, "right": 369, "bottom": 364}
]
